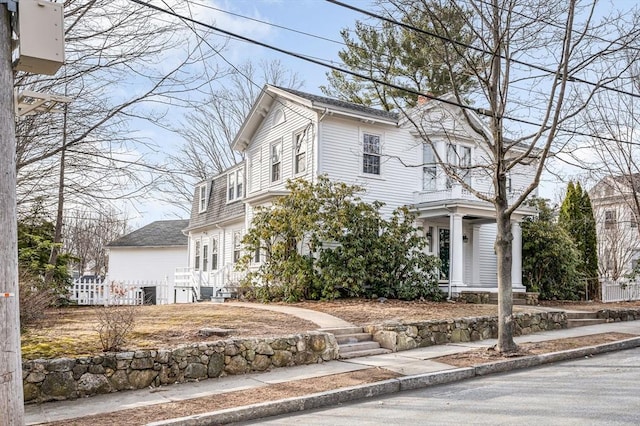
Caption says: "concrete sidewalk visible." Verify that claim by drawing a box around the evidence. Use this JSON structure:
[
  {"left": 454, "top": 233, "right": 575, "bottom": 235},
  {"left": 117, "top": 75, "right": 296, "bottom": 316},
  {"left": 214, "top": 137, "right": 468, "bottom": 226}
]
[{"left": 25, "top": 319, "right": 640, "bottom": 425}]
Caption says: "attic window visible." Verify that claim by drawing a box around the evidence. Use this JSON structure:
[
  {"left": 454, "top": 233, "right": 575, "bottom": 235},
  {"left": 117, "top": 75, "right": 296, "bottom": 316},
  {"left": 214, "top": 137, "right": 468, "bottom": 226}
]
[
  {"left": 273, "top": 108, "right": 286, "bottom": 126},
  {"left": 198, "top": 184, "right": 207, "bottom": 213}
]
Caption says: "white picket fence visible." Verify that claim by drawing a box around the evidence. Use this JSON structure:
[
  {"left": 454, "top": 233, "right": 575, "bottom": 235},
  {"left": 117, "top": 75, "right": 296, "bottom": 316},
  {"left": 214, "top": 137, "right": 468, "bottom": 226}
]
[
  {"left": 69, "top": 278, "right": 170, "bottom": 306},
  {"left": 601, "top": 278, "right": 640, "bottom": 302}
]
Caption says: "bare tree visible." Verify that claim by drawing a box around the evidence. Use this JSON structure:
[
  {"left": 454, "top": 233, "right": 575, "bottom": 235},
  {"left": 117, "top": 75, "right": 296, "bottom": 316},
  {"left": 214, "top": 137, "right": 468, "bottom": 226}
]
[
  {"left": 376, "top": 0, "right": 640, "bottom": 352},
  {"left": 162, "top": 59, "right": 304, "bottom": 213},
  {"left": 63, "top": 208, "right": 129, "bottom": 276},
  {"left": 15, "top": 0, "right": 228, "bottom": 276}
]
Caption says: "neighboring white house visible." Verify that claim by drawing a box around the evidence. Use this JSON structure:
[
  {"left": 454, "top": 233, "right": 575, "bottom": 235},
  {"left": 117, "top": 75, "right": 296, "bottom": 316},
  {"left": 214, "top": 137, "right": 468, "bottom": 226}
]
[
  {"left": 107, "top": 219, "right": 189, "bottom": 302},
  {"left": 589, "top": 174, "right": 640, "bottom": 280},
  {"left": 181, "top": 86, "right": 537, "bottom": 299}
]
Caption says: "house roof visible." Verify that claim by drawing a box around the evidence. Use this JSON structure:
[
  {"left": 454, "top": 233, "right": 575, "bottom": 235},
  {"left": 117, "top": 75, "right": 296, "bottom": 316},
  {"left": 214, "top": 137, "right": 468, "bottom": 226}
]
[
  {"left": 232, "top": 85, "right": 399, "bottom": 152},
  {"left": 186, "top": 171, "right": 246, "bottom": 232},
  {"left": 274, "top": 87, "right": 399, "bottom": 122},
  {"left": 107, "top": 220, "right": 189, "bottom": 248}
]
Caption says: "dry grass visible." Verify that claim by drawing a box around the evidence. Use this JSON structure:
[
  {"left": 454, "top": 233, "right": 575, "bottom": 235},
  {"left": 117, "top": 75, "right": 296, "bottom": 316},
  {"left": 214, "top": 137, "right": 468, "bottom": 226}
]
[
  {"left": 21, "top": 303, "right": 317, "bottom": 360},
  {"left": 289, "top": 299, "right": 532, "bottom": 325}
]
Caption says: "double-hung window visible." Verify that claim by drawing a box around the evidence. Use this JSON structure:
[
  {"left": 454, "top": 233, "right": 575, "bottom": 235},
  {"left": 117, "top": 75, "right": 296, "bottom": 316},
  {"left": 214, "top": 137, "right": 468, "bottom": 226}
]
[
  {"left": 446, "top": 144, "right": 472, "bottom": 188},
  {"left": 422, "top": 144, "right": 437, "bottom": 191},
  {"left": 271, "top": 142, "right": 282, "bottom": 182},
  {"left": 227, "top": 169, "right": 244, "bottom": 201},
  {"left": 294, "top": 130, "right": 307, "bottom": 174},
  {"left": 198, "top": 184, "right": 207, "bottom": 213},
  {"left": 363, "top": 133, "right": 381, "bottom": 175},
  {"left": 605, "top": 210, "right": 617, "bottom": 229},
  {"left": 194, "top": 240, "right": 201, "bottom": 270},
  {"left": 211, "top": 238, "right": 218, "bottom": 270},
  {"left": 202, "top": 243, "right": 209, "bottom": 272},
  {"left": 233, "top": 231, "right": 242, "bottom": 263}
]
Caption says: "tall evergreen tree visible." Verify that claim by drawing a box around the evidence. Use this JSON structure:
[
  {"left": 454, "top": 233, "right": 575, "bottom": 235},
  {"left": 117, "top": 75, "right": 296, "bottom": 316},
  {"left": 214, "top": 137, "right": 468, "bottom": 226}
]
[
  {"left": 320, "top": 2, "right": 477, "bottom": 111},
  {"left": 559, "top": 182, "right": 600, "bottom": 300}
]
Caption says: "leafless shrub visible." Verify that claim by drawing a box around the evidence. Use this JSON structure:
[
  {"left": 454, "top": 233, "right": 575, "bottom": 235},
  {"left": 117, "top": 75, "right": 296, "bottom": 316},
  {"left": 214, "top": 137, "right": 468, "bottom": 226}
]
[
  {"left": 95, "top": 304, "right": 137, "bottom": 352},
  {"left": 19, "top": 271, "right": 56, "bottom": 330}
]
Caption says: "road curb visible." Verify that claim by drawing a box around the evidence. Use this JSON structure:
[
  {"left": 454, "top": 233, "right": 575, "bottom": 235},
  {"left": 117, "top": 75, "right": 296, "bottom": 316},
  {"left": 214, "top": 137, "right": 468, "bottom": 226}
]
[{"left": 147, "top": 337, "right": 640, "bottom": 426}]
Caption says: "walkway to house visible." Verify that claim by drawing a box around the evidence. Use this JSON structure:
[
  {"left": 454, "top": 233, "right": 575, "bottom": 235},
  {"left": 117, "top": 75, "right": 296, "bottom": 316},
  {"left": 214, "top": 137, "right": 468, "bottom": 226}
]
[{"left": 225, "top": 301, "right": 355, "bottom": 329}]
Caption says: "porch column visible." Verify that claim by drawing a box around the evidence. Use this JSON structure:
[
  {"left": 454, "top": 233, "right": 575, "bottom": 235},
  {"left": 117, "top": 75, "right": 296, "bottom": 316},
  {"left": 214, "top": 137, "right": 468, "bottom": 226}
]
[
  {"left": 472, "top": 225, "right": 481, "bottom": 286},
  {"left": 450, "top": 213, "right": 464, "bottom": 288},
  {"left": 511, "top": 221, "right": 524, "bottom": 289}
]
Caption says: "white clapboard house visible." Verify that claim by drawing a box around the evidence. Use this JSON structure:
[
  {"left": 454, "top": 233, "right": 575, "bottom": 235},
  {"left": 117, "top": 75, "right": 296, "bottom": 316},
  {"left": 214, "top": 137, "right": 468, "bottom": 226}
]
[{"left": 180, "top": 86, "right": 536, "bottom": 300}]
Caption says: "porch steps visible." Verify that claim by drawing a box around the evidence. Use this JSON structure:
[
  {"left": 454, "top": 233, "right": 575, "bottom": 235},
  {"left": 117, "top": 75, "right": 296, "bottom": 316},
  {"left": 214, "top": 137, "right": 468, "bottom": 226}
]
[
  {"left": 566, "top": 311, "right": 607, "bottom": 328},
  {"left": 321, "top": 327, "right": 392, "bottom": 359}
]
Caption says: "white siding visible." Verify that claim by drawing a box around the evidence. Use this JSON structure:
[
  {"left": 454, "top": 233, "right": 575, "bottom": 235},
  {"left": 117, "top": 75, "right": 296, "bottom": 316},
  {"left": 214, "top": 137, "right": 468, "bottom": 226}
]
[
  {"left": 319, "top": 117, "right": 419, "bottom": 216},
  {"left": 479, "top": 224, "right": 498, "bottom": 287},
  {"left": 108, "top": 247, "right": 187, "bottom": 285},
  {"left": 246, "top": 98, "right": 315, "bottom": 193}
]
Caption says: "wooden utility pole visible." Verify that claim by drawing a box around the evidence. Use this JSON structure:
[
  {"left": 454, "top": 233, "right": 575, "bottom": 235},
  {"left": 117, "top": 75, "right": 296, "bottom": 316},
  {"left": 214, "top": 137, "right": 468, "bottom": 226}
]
[{"left": 0, "top": 2, "right": 24, "bottom": 425}]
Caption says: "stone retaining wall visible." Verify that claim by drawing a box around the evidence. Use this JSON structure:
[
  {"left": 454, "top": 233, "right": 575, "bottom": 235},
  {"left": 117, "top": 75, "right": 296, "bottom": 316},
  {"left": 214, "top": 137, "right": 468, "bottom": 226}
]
[
  {"left": 598, "top": 308, "right": 640, "bottom": 322},
  {"left": 364, "top": 311, "right": 568, "bottom": 352},
  {"left": 22, "top": 332, "right": 338, "bottom": 404}
]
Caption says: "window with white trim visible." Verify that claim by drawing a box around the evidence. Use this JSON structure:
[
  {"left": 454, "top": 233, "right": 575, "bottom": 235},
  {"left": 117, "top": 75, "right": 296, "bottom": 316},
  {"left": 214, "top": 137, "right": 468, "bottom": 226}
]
[
  {"left": 233, "top": 231, "right": 242, "bottom": 263},
  {"left": 605, "top": 210, "right": 617, "bottom": 229},
  {"left": 227, "top": 169, "right": 243, "bottom": 201},
  {"left": 294, "top": 129, "right": 307, "bottom": 174},
  {"left": 446, "top": 144, "right": 472, "bottom": 188},
  {"left": 202, "top": 242, "right": 209, "bottom": 272},
  {"left": 363, "top": 133, "right": 381, "bottom": 175},
  {"left": 198, "top": 184, "right": 207, "bottom": 213},
  {"left": 194, "top": 240, "right": 201, "bottom": 270},
  {"left": 271, "top": 141, "right": 282, "bottom": 182},
  {"left": 422, "top": 144, "right": 436, "bottom": 191},
  {"left": 211, "top": 238, "right": 218, "bottom": 270}
]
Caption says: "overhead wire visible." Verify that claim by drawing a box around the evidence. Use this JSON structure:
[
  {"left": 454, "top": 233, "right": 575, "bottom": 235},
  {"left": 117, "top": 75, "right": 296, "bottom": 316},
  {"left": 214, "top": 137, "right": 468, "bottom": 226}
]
[
  {"left": 326, "top": 0, "right": 640, "bottom": 101},
  {"left": 153, "top": 0, "right": 317, "bottom": 139},
  {"left": 129, "top": 0, "right": 640, "bottom": 148}
]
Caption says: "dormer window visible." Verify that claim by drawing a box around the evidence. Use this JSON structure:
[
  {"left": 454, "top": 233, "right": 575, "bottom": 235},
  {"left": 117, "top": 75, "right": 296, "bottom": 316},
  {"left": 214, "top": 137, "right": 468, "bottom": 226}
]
[
  {"left": 198, "top": 184, "right": 207, "bottom": 213},
  {"left": 227, "top": 169, "right": 244, "bottom": 202},
  {"left": 294, "top": 129, "right": 307, "bottom": 174}
]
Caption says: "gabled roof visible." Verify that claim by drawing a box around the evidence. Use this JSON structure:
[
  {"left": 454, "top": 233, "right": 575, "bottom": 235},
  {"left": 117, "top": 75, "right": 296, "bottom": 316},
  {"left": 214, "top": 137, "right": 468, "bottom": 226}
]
[
  {"left": 231, "top": 85, "right": 399, "bottom": 152},
  {"left": 275, "top": 87, "right": 399, "bottom": 122},
  {"left": 107, "top": 220, "right": 189, "bottom": 248}
]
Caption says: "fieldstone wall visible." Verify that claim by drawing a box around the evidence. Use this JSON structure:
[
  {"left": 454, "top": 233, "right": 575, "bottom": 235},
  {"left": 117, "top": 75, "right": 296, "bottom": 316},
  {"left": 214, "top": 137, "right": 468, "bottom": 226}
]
[
  {"left": 598, "top": 308, "right": 640, "bottom": 322},
  {"left": 23, "top": 332, "right": 338, "bottom": 404},
  {"left": 364, "top": 312, "right": 567, "bottom": 352}
]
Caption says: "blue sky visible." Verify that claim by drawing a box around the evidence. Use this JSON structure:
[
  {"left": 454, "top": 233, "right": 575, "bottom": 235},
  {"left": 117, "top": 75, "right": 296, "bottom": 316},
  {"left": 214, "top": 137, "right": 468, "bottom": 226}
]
[
  {"left": 188, "top": 0, "right": 366, "bottom": 94},
  {"left": 128, "top": 0, "right": 633, "bottom": 226}
]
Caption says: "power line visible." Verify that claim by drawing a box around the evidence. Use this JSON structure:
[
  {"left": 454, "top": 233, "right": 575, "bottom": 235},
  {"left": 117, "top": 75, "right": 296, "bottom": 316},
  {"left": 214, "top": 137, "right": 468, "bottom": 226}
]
[
  {"left": 326, "top": 0, "right": 640, "bottom": 101},
  {"left": 129, "top": 0, "right": 640, "bottom": 148},
  {"left": 185, "top": 0, "right": 345, "bottom": 46},
  {"left": 155, "top": 0, "right": 315, "bottom": 144}
]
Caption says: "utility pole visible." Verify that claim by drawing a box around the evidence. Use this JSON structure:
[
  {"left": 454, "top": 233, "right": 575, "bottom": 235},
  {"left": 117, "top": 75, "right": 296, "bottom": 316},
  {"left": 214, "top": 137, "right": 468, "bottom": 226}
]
[{"left": 0, "top": 1, "right": 24, "bottom": 424}]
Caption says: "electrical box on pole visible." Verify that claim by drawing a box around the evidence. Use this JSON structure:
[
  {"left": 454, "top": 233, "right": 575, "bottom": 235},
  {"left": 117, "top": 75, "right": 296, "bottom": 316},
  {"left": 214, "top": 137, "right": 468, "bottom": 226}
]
[{"left": 14, "top": 0, "right": 64, "bottom": 75}]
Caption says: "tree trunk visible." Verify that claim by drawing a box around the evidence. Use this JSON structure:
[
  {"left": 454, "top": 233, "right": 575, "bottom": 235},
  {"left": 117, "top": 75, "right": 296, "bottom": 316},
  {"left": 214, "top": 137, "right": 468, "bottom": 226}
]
[
  {"left": 46, "top": 105, "right": 68, "bottom": 284},
  {"left": 495, "top": 206, "right": 517, "bottom": 352},
  {"left": 0, "top": 6, "right": 25, "bottom": 424}
]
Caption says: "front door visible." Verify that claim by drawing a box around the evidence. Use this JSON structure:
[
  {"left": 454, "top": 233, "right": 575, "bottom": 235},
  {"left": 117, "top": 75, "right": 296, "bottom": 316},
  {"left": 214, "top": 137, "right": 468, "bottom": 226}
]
[{"left": 439, "top": 228, "right": 450, "bottom": 281}]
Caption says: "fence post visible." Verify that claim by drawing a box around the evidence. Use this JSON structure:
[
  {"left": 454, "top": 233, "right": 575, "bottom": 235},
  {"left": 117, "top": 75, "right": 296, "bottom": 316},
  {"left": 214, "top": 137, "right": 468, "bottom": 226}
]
[{"left": 103, "top": 279, "right": 110, "bottom": 307}]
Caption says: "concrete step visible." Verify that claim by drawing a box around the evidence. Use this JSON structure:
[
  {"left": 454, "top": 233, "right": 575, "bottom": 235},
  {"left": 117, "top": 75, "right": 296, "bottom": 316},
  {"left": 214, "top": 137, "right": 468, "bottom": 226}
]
[
  {"left": 567, "top": 318, "right": 608, "bottom": 328},
  {"left": 566, "top": 311, "right": 600, "bottom": 320},
  {"left": 320, "top": 327, "right": 364, "bottom": 336},
  {"left": 339, "top": 341, "right": 383, "bottom": 353},
  {"left": 339, "top": 347, "right": 393, "bottom": 359},
  {"left": 335, "top": 333, "right": 373, "bottom": 345}
]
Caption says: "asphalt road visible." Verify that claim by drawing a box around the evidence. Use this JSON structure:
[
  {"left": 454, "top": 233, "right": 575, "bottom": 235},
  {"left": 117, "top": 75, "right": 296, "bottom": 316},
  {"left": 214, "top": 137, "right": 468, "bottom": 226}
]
[{"left": 245, "top": 347, "right": 640, "bottom": 425}]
